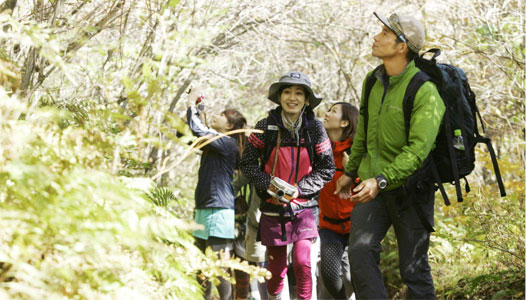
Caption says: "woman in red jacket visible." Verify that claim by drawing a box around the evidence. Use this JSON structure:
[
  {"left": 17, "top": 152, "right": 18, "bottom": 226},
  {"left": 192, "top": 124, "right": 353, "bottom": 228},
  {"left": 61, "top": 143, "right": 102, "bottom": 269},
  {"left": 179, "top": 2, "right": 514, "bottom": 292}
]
[{"left": 318, "top": 102, "right": 359, "bottom": 299}]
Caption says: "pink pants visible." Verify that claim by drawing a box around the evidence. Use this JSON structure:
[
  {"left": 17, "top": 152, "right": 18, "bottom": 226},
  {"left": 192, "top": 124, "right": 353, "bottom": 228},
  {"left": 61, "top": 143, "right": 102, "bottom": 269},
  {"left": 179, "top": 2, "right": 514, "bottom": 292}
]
[{"left": 266, "top": 239, "right": 312, "bottom": 300}]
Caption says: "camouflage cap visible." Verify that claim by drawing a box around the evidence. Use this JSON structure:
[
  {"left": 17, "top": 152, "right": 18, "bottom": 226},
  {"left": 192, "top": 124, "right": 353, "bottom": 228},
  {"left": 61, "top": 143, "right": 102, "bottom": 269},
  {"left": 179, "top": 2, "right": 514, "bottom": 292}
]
[{"left": 374, "top": 12, "right": 425, "bottom": 53}]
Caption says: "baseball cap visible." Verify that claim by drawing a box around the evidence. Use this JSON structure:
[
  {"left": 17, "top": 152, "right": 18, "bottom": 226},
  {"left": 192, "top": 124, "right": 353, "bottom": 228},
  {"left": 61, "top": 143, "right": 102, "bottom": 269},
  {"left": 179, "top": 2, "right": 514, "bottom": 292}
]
[{"left": 374, "top": 12, "right": 425, "bottom": 53}]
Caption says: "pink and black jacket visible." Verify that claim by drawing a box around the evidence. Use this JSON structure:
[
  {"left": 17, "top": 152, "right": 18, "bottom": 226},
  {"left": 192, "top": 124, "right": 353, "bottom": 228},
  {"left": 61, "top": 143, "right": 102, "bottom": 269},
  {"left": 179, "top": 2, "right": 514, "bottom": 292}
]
[{"left": 240, "top": 107, "right": 335, "bottom": 214}]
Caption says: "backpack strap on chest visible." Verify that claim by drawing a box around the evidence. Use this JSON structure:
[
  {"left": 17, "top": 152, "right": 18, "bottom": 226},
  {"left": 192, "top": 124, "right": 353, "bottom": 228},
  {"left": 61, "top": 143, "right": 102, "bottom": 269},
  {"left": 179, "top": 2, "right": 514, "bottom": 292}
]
[
  {"left": 362, "top": 66, "right": 381, "bottom": 152},
  {"left": 261, "top": 122, "right": 279, "bottom": 170},
  {"left": 304, "top": 128, "right": 315, "bottom": 165},
  {"left": 270, "top": 129, "right": 281, "bottom": 176}
]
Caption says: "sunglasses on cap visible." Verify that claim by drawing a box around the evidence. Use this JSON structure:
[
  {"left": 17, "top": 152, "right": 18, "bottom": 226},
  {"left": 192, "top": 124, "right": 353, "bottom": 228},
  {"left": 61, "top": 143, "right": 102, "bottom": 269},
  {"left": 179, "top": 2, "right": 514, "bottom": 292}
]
[{"left": 388, "top": 13, "right": 408, "bottom": 43}]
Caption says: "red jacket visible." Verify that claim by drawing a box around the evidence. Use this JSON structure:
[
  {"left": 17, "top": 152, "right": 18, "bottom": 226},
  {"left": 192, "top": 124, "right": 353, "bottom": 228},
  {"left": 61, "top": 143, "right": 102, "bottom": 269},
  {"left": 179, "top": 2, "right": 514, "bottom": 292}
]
[{"left": 318, "top": 137, "right": 356, "bottom": 235}]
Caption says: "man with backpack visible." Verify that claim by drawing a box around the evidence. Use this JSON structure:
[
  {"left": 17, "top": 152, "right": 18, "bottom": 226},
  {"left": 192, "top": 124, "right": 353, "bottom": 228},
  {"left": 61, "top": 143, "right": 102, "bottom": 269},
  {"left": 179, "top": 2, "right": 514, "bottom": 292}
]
[{"left": 335, "top": 12, "right": 445, "bottom": 299}]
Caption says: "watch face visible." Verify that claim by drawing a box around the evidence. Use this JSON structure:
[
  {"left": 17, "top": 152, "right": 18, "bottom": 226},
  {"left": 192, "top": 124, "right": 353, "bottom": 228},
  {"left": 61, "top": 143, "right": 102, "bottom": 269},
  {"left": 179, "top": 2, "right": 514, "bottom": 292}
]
[
  {"left": 379, "top": 180, "right": 387, "bottom": 189},
  {"left": 377, "top": 176, "right": 387, "bottom": 189}
]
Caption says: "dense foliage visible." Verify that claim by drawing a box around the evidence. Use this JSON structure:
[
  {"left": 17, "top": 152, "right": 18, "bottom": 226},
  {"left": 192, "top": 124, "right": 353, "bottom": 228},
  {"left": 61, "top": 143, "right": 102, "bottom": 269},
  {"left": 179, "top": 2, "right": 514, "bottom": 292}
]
[{"left": 0, "top": 0, "right": 523, "bottom": 299}]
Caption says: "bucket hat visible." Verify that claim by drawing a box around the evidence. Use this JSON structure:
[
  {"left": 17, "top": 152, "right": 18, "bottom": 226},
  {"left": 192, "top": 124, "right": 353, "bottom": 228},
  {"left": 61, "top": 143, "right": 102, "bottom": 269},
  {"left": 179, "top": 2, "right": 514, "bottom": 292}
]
[
  {"left": 268, "top": 71, "right": 322, "bottom": 108},
  {"left": 374, "top": 12, "right": 425, "bottom": 53}
]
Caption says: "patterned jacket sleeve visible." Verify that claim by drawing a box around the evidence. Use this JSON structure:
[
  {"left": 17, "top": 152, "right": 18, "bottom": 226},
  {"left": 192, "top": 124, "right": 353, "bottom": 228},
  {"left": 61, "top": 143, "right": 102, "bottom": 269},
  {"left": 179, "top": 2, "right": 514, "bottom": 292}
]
[
  {"left": 297, "top": 120, "right": 335, "bottom": 198},
  {"left": 239, "top": 118, "right": 271, "bottom": 194},
  {"left": 186, "top": 106, "right": 233, "bottom": 156}
]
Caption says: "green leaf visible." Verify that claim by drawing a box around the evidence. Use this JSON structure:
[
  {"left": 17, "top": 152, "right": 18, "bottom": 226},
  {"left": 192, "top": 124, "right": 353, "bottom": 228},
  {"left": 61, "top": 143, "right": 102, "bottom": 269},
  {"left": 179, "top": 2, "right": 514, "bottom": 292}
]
[
  {"left": 169, "top": 0, "right": 180, "bottom": 7},
  {"left": 122, "top": 76, "right": 135, "bottom": 91}
]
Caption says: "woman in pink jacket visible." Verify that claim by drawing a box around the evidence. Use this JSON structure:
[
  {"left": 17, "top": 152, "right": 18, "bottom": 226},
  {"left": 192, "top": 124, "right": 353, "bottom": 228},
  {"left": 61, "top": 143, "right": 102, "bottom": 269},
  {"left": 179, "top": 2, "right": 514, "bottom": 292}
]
[{"left": 240, "top": 71, "right": 335, "bottom": 300}]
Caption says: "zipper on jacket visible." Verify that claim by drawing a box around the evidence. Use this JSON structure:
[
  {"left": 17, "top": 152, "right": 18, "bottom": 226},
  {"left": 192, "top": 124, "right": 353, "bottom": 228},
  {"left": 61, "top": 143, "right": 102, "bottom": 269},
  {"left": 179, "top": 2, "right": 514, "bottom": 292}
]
[
  {"left": 374, "top": 78, "right": 390, "bottom": 175},
  {"left": 288, "top": 146, "right": 295, "bottom": 183},
  {"left": 287, "top": 130, "right": 303, "bottom": 184}
]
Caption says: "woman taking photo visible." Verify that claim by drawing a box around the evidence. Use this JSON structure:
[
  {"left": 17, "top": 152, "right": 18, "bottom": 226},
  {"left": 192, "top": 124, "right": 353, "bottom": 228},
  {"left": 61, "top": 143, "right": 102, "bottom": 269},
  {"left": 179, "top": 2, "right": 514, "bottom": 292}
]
[{"left": 187, "top": 100, "right": 247, "bottom": 300}]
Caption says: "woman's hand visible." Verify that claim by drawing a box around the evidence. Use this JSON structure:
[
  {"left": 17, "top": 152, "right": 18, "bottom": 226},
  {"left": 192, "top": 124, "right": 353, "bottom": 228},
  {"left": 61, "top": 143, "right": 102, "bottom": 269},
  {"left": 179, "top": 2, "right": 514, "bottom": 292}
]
[
  {"left": 268, "top": 197, "right": 285, "bottom": 206},
  {"left": 334, "top": 174, "right": 353, "bottom": 199},
  {"left": 342, "top": 151, "right": 349, "bottom": 169},
  {"left": 267, "top": 184, "right": 299, "bottom": 205}
]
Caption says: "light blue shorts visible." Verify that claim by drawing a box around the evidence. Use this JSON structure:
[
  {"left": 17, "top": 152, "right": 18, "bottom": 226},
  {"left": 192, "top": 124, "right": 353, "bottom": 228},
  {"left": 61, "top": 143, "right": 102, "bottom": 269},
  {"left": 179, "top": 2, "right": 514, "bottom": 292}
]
[{"left": 193, "top": 208, "right": 235, "bottom": 240}]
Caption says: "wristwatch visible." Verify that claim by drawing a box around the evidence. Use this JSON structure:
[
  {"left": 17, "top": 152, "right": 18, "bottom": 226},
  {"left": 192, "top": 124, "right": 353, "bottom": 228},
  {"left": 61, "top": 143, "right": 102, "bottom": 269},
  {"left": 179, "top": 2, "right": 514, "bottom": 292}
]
[{"left": 375, "top": 174, "right": 388, "bottom": 190}]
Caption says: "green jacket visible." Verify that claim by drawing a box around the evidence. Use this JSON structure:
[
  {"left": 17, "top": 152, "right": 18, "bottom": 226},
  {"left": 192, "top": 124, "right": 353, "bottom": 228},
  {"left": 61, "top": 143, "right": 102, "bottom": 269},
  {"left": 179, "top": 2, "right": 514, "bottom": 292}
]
[{"left": 345, "top": 60, "right": 445, "bottom": 191}]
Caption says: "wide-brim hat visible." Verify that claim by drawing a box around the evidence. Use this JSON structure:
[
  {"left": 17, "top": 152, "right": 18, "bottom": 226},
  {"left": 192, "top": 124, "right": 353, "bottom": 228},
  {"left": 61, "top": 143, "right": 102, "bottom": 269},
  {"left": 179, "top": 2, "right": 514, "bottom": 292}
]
[{"left": 268, "top": 71, "right": 322, "bottom": 108}]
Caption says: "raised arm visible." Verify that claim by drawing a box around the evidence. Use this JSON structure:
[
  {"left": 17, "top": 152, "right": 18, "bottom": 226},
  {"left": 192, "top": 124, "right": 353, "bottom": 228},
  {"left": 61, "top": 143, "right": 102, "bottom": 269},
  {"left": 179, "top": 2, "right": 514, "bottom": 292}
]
[{"left": 186, "top": 106, "right": 234, "bottom": 156}]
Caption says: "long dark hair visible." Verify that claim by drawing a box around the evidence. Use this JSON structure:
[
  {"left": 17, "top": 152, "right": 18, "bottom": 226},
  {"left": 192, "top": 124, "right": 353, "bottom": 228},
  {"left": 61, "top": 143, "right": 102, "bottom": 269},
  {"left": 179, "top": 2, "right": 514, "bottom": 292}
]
[
  {"left": 223, "top": 109, "right": 247, "bottom": 154},
  {"left": 332, "top": 102, "right": 359, "bottom": 141}
]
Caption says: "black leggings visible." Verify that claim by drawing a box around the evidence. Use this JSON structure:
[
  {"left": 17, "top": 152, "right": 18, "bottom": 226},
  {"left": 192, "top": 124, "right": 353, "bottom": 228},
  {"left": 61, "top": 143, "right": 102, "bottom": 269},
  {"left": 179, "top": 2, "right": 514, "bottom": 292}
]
[
  {"left": 320, "top": 242, "right": 348, "bottom": 300},
  {"left": 195, "top": 237, "right": 233, "bottom": 300}
]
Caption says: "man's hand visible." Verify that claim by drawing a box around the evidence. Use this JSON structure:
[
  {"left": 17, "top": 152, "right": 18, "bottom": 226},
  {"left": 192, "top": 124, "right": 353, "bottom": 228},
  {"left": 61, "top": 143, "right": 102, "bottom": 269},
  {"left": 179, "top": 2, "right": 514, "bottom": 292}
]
[
  {"left": 334, "top": 174, "right": 353, "bottom": 199},
  {"left": 350, "top": 178, "right": 380, "bottom": 203}
]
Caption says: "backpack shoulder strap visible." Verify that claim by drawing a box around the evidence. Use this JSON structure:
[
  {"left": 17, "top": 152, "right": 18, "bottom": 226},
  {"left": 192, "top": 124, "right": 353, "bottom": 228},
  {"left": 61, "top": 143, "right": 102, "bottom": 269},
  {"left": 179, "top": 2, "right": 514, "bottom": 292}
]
[
  {"left": 270, "top": 129, "right": 281, "bottom": 176},
  {"left": 402, "top": 71, "right": 431, "bottom": 138},
  {"left": 362, "top": 66, "right": 381, "bottom": 151},
  {"left": 261, "top": 118, "right": 279, "bottom": 169},
  {"left": 305, "top": 127, "right": 315, "bottom": 165},
  {"left": 476, "top": 135, "right": 507, "bottom": 197}
]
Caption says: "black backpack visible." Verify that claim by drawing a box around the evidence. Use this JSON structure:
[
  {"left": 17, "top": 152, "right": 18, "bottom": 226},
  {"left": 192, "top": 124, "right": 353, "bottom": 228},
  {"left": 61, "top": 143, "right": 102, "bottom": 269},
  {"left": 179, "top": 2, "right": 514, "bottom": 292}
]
[{"left": 363, "top": 49, "right": 506, "bottom": 211}]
